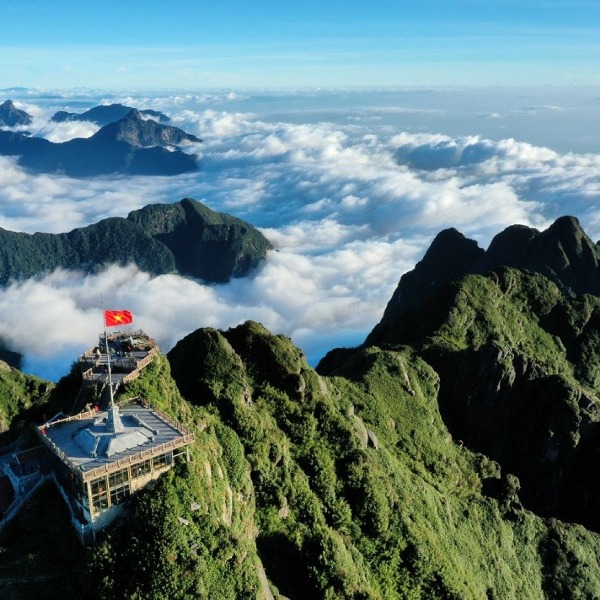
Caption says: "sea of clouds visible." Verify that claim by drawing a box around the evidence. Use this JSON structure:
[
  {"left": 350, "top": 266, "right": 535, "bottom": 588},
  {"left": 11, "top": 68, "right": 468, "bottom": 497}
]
[{"left": 2, "top": 88, "right": 600, "bottom": 380}]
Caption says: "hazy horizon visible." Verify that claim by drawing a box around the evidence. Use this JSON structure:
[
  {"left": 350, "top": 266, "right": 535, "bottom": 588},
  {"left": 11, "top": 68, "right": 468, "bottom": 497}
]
[{"left": 1, "top": 1, "right": 599, "bottom": 88}]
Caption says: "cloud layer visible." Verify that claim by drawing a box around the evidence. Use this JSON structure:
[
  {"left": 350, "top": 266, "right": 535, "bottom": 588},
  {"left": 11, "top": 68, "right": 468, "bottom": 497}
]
[{"left": 1, "top": 90, "right": 600, "bottom": 380}]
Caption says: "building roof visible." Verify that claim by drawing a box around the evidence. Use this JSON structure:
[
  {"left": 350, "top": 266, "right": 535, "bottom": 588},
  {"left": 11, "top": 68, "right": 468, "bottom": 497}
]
[{"left": 39, "top": 402, "right": 193, "bottom": 482}]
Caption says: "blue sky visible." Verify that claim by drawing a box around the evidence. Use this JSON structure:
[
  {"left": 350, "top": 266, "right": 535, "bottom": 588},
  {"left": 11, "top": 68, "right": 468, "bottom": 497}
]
[{"left": 1, "top": 1, "right": 600, "bottom": 89}]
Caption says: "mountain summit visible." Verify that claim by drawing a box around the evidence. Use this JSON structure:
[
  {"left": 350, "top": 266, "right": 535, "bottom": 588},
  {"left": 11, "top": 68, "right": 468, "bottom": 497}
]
[
  {"left": 371, "top": 216, "right": 600, "bottom": 336},
  {"left": 92, "top": 109, "right": 201, "bottom": 147},
  {"left": 0, "top": 99, "right": 32, "bottom": 127}
]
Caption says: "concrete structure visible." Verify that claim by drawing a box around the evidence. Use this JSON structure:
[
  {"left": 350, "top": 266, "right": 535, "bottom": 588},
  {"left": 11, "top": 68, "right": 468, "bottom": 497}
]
[
  {"left": 0, "top": 329, "right": 195, "bottom": 542},
  {"left": 37, "top": 398, "right": 194, "bottom": 533}
]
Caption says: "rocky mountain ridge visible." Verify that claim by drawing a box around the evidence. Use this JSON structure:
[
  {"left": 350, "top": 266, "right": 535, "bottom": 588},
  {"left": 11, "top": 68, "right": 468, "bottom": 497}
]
[
  {"left": 0, "top": 104, "right": 199, "bottom": 176},
  {"left": 0, "top": 197, "right": 272, "bottom": 286},
  {"left": 372, "top": 215, "right": 600, "bottom": 334},
  {"left": 50, "top": 103, "right": 169, "bottom": 126}
]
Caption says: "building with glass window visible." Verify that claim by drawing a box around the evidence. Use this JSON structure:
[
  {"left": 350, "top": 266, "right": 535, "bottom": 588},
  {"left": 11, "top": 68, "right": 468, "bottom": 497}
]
[{"left": 36, "top": 398, "right": 194, "bottom": 533}]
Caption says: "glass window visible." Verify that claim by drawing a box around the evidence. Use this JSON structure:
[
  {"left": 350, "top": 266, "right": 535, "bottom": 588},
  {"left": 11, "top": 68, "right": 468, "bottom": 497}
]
[
  {"left": 153, "top": 453, "right": 168, "bottom": 469},
  {"left": 90, "top": 477, "right": 107, "bottom": 495},
  {"left": 108, "top": 468, "right": 129, "bottom": 488},
  {"left": 90, "top": 477, "right": 109, "bottom": 514},
  {"left": 110, "top": 483, "right": 131, "bottom": 506},
  {"left": 132, "top": 459, "right": 152, "bottom": 479}
]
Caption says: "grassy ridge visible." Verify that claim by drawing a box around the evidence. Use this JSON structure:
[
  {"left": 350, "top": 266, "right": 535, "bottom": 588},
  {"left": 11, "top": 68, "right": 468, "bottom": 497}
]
[
  {"left": 92, "top": 320, "right": 598, "bottom": 599},
  {"left": 3, "top": 302, "right": 600, "bottom": 597},
  {"left": 0, "top": 198, "right": 272, "bottom": 286}
]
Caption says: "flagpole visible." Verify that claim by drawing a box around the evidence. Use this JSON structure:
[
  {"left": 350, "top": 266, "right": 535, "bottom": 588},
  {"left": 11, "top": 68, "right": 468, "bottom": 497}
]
[
  {"left": 104, "top": 324, "right": 115, "bottom": 408},
  {"left": 101, "top": 300, "right": 115, "bottom": 408}
]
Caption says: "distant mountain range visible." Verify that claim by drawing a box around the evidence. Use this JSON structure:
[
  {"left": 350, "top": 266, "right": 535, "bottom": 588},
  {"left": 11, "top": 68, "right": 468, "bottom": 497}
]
[
  {"left": 0, "top": 197, "right": 272, "bottom": 285},
  {"left": 50, "top": 103, "right": 169, "bottom": 126},
  {"left": 0, "top": 101, "right": 200, "bottom": 176}
]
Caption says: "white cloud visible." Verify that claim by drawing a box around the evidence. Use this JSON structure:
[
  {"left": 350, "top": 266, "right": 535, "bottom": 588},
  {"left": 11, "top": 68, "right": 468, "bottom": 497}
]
[
  {"left": 2, "top": 91, "right": 600, "bottom": 380},
  {"left": 35, "top": 120, "right": 100, "bottom": 142}
]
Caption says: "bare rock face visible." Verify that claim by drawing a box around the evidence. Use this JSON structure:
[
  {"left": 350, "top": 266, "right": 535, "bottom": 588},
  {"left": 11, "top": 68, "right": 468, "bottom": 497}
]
[
  {"left": 0, "top": 99, "right": 32, "bottom": 127},
  {"left": 93, "top": 109, "right": 201, "bottom": 147}
]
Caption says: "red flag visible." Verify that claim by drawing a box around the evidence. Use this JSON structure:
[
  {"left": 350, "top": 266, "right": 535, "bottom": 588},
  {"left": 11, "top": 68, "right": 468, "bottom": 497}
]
[{"left": 104, "top": 310, "right": 133, "bottom": 328}]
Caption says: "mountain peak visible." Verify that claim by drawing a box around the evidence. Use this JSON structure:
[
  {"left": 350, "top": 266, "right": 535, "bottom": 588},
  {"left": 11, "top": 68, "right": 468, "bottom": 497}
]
[
  {"left": 0, "top": 99, "right": 32, "bottom": 127},
  {"left": 93, "top": 110, "right": 201, "bottom": 148},
  {"left": 551, "top": 214, "right": 582, "bottom": 229},
  {"left": 373, "top": 227, "right": 483, "bottom": 331},
  {"left": 545, "top": 215, "right": 586, "bottom": 241},
  {"left": 125, "top": 108, "right": 144, "bottom": 120}
]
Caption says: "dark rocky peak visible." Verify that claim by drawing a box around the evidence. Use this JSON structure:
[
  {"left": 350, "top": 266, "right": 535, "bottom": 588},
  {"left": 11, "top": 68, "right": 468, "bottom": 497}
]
[
  {"left": 0, "top": 99, "right": 32, "bottom": 127},
  {"left": 530, "top": 216, "right": 600, "bottom": 296},
  {"left": 92, "top": 110, "right": 201, "bottom": 148},
  {"left": 419, "top": 227, "right": 482, "bottom": 275},
  {"left": 374, "top": 227, "right": 483, "bottom": 331},
  {"left": 127, "top": 198, "right": 273, "bottom": 282},
  {"left": 477, "top": 216, "right": 600, "bottom": 296},
  {"left": 539, "top": 215, "right": 592, "bottom": 258},
  {"left": 475, "top": 224, "right": 539, "bottom": 272},
  {"left": 50, "top": 103, "right": 169, "bottom": 126},
  {"left": 370, "top": 216, "right": 600, "bottom": 345}
]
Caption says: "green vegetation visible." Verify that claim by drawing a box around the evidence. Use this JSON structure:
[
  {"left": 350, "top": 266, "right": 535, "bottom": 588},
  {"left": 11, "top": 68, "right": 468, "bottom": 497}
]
[
  {"left": 162, "top": 320, "right": 600, "bottom": 598},
  {"left": 366, "top": 267, "right": 600, "bottom": 533},
  {"left": 4, "top": 267, "right": 600, "bottom": 597},
  {"left": 0, "top": 361, "right": 52, "bottom": 442},
  {"left": 0, "top": 198, "right": 272, "bottom": 285}
]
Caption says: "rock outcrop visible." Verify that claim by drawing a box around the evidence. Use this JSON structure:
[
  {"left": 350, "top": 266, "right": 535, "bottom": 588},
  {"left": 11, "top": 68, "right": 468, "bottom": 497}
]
[{"left": 0, "top": 100, "right": 32, "bottom": 127}]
